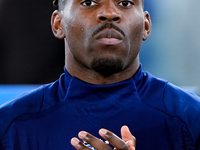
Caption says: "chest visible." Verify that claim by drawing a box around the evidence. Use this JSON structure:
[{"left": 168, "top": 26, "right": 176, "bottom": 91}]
[{"left": 2, "top": 98, "right": 190, "bottom": 150}]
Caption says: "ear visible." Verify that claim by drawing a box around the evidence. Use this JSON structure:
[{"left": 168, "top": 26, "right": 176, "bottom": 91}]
[
  {"left": 51, "top": 10, "right": 65, "bottom": 39},
  {"left": 143, "top": 11, "right": 151, "bottom": 41}
]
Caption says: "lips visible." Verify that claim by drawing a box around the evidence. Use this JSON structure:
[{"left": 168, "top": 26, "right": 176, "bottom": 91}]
[
  {"left": 95, "top": 29, "right": 124, "bottom": 40},
  {"left": 94, "top": 29, "right": 124, "bottom": 45}
]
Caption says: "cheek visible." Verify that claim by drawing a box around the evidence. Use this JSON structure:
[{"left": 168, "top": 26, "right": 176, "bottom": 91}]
[
  {"left": 66, "top": 19, "right": 85, "bottom": 41},
  {"left": 63, "top": 7, "right": 87, "bottom": 42},
  {"left": 64, "top": 17, "right": 89, "bottom": 53},
  {"left": 125, "top": 12, "right": 144, "bottom": 39},
  {"left": 64, "top": 16, "right": 93, "bottom": 65},
  {"left": 126, "top": 21, "right": 144, "bottom": 57},
  {"left": 130, "top": 17, "right": 144, "bottom": 42}
]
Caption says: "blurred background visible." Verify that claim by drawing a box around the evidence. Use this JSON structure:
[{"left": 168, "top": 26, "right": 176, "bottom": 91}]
[
  {"left": 141, "top": 0, "right": 200, "bottom": 95},
  {"left": 0, "top": 0, "right": 200, "bottom": 104}
]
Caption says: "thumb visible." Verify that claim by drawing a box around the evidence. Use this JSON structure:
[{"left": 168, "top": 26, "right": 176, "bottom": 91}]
[{"left": 121, "top": 126, "right": 136, "bottom": 148}]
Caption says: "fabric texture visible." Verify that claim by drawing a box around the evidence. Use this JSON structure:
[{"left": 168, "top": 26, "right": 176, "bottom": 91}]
[{"left": 0, "top": 65, "right": 200, "bottom": 150}]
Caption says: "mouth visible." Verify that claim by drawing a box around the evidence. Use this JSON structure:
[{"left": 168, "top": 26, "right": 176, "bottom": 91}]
[
  {"left": 98, "top": 38, "right": 122, "bottom": 45},
  {"left": 95, "top": 29, "right": 124, "bottom": 45}
]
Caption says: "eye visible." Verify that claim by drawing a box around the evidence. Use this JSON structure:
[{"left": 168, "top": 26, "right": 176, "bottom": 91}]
[
  {"left": 118, "top": 1, "right": 134, "bottom": 7},
  {"left": 81, "top": 0, "right": 98, "bottom": 6}
]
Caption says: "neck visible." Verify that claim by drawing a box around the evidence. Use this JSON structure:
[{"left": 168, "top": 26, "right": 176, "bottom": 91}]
[{"left": 65, "top": 56, "right": 140, "bottom": 85}]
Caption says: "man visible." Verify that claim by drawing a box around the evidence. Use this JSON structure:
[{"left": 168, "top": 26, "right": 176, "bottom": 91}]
[{"left": 0, "top": 0, "right": 200, "bottom": 149}]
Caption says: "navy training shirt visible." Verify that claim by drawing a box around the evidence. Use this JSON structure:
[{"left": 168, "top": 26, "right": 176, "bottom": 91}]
[{"left": 0, "top": 65, "right": 200, "bottom": 150}]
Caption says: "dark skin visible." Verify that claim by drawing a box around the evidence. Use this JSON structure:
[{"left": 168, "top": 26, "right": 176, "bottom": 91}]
[
  {"left": 51, "top": 0, "right": 151, "bottom": 149},
  {"left": 51, "top": 0, "right": 151, "bottom": 85},
  {"left": 71, "top": 126, "right": 136, "bottom": 150}
]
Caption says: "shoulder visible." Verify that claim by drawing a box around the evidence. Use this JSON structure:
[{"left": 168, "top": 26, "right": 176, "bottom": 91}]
[
  {"left": 143, "top": 71, "right": 200, "bottom": 117},
  {"left": 163, "top": 82, "right": 200, "bottom": 115},
  {"left": 160, "top": 80, "right": 200, "bottom": 122},
  {"left": 163, "top": 82, "right": 200, "bottom": 145},
  {"left": 163, "top": 82, "right": 200, "bottom": 127},
  {"left": 142, "top": 71, "right": 200, "bottom": 107},
  {"left": 0, "top": 85, "right": 45, "bottom": 139},
  {"left": 0, "top": 78, "right": 62, "bottom": 140},
  {"left": 142, "top": 71, "right": 200, "bottom": 142}
]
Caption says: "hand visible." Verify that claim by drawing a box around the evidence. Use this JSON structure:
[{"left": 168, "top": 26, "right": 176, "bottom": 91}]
[{"left": 71, "top": 125, "right": 136, "bottom": 150}]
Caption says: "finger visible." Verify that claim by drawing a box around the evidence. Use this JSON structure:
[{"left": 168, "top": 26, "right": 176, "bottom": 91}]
[
  {"left": 121, "top": 126, "right": 136, "bottom": 147},
  {"left": 71, "top": 137, "right": 91, "bottom": 150},
  {"left": 99, "top": 129, "right": 129, "bottom": 150},
  {"left": 126, "top": 140, "right": 135, "bottom": 150},
  {"left": 78, "top": 131, "right": 112, "bottom": 150}
]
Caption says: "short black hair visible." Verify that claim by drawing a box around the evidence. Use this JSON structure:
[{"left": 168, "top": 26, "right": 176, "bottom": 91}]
[
  {"left": 53, "top": 0, "right": 58, "bottom": 7},
  {"left": 53, "top": 0, "right": 66, "bottom": 10},
  {"left": 53, "top": 0, "right": 144, "bottom": 10}
]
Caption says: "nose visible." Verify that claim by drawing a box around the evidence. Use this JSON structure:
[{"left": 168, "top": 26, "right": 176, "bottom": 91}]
[{"left": 97, "top": 3, "right": 121, "bottom": 23}]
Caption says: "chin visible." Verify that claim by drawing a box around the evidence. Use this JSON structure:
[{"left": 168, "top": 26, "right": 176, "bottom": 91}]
[{"left": 91, "top": 57, "right": 124, "bottom": 77}]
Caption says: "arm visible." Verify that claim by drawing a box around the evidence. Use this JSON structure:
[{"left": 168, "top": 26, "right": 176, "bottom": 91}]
[{"left": 71, "top": 125, "right": 136, "bottom": 150}]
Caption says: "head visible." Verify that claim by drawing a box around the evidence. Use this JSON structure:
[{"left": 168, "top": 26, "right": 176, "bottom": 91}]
[{"left": 51, "top": 0, "right": 151, "bottom": 83}]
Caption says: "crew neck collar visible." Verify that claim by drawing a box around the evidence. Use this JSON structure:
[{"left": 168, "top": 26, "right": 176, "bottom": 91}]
[{"left": 63, "top": 63, "right": 143, "bottom": 87}]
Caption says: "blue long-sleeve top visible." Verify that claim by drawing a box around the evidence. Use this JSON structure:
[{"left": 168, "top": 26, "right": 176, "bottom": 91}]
[{"left": 0, "top": 65, "right": 200, "bottom": 150}]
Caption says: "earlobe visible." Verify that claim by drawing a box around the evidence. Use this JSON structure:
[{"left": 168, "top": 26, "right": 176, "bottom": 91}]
[
  {"left": 51, "top": 10, "right": 65, "bottom": 39},
  {"left": 143, "top": 11, "right": 151, "bottom": 41}
]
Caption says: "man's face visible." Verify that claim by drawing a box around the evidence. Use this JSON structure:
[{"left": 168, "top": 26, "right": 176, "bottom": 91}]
[{"left": 60, "top": 0, "right": 150, "bottom": 76}]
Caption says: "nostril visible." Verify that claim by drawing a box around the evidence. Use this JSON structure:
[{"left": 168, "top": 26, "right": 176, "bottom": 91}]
[
  {"left": 100, "top": 16, "right": 107, "bottom": 21},
  {"left": 113, "top": 17, "right": 119, "bottom": 21}
]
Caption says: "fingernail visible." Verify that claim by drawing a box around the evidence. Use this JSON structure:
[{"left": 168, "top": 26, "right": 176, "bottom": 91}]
[
  {"left": 71, "top": 138, "right": 80, "bottom": 145},
  {"left": 126, "top": 140, "right": 133, "bottom": 144},
  {"left": 123, "top": 125, "right": 129, "bottom": 130},
  {"left": 99, "top": 129, "right": 107, "bottom": 135},
  {"left": 78, "top": 131, "right": 87, "bottom": 139},
  {"left": 122, "top": 125, "right": 129, "bottom": 132}
]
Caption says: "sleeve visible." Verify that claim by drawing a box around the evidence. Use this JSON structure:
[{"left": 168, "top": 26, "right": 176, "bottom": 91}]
[
  {"left": 163, "top": 83, "right": 200, "bottom": 148},
  {"left": 0, "top": 85, "right": 44, "bottom": 140}
]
